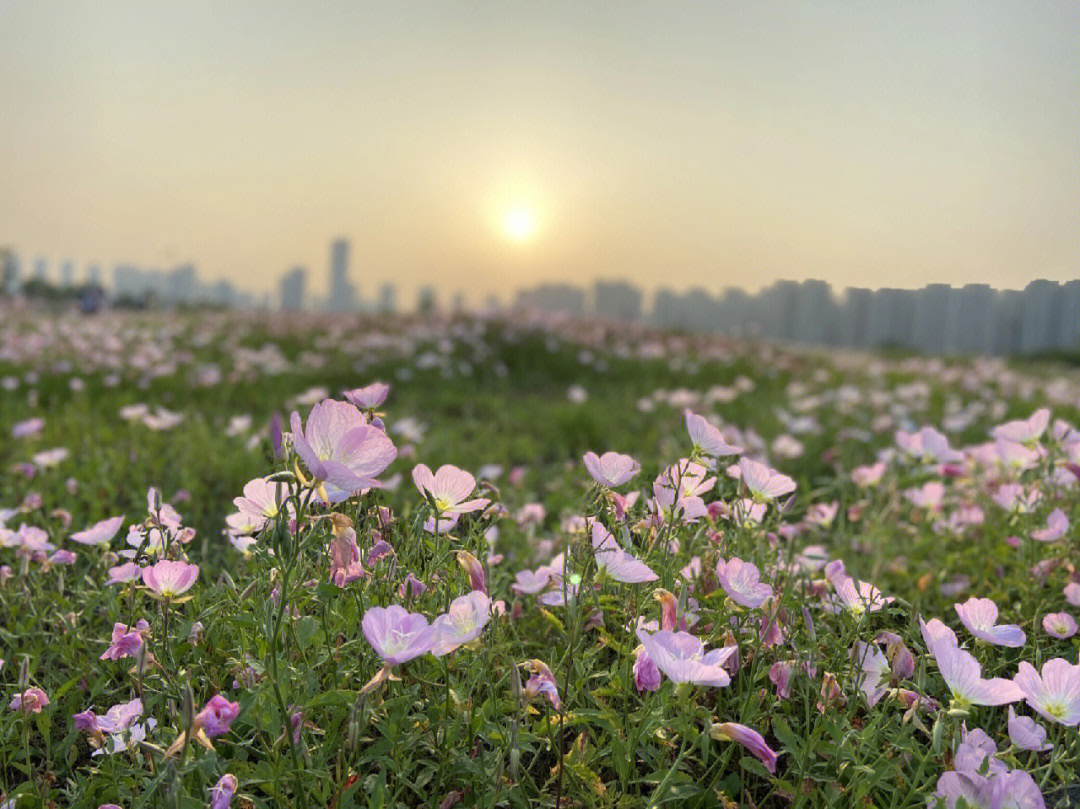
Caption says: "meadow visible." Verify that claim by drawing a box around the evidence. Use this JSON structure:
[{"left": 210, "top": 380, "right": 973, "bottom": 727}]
[{"left": 1, "top": 300, "right": 1078, "bottom": 809}]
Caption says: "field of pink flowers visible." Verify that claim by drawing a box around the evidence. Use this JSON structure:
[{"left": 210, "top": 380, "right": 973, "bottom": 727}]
[{"left": 1, "top": 301, "right": 1079, "bottom": 808}]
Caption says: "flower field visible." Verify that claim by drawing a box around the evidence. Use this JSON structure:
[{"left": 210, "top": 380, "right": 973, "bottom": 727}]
[{"left": 1, "top": 302, "right": 1079, "bottom": 809}]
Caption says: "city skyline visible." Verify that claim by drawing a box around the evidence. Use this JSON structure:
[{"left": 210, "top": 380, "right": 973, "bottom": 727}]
[{"left": 3, "top": 2, "right": 1079, "bottom": 300}]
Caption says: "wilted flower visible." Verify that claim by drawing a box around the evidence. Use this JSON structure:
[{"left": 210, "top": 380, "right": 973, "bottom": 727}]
[
  {"left": 709, "top": 722, "right": 778, "bottom": 774},
  {"left": 522, "top": 659, "right": 561, "bottom": 710},
  {"left": 9, "top": 687, "right": 49, "bottom": 714},
  {"left": 195, "top": 695, "right": 241, "bottom": 738},
  {"left": 210, "top": 774, "right": 239, "bottom": 809}
]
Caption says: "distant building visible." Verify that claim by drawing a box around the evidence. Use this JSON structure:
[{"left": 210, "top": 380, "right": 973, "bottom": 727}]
[
  {"left": 87, "top": 264, "right": 103, "bottom": 287},
  {"left": 1061, "top": 280, "right": 1080, "bottom": 352},
  {"left": 594, "top": 280, "right": 642, "bottom": 321},
  {"left": 328, "top": 239, "right": 355, "bottom": 312},
  {"left": 60, "top": 260, "right": 75, "bottom": 288},
  {"left": 417, "top": 285, "right": 437, "bottom": 313},
  {"left": 1019, "top": 280, "right": 1062, "bottom": 354},
  {"left": 280, "top": 267, "right": 306, "bottom": 311},
  {"left": 951, "top": 284, "right": 996, "bottom": 355},
  {"left": 1, "top": 248, "right": 19, "bottom": 294},
  {"left": 516, "top": 284, "right": 586, "bottom": 316},
  {"left": 32, "top": 257, "right": 47, "bottom": 282},
  {"left": 840, "top": 287, "right": 873, "bottom": 348},
  {"left": 377, "top": 283, "right": 396, "bottom": 315},
  {"left": 912, "top": 284, "right": 954, "bottom": 354}
]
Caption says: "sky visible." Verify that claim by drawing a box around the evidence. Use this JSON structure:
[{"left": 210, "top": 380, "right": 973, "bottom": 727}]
[{"left": 2, "top": 1, "right": 1078, "bottom": 303}]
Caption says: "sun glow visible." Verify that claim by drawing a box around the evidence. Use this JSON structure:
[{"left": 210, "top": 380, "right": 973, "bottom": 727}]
[{"left": 501, "top": 206, "right": 537, "bottom": 242}]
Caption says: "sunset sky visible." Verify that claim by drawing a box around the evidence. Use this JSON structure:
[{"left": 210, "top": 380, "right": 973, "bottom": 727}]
[{"left": 2, "top": 1, "right": 1078, "bottom": 302}]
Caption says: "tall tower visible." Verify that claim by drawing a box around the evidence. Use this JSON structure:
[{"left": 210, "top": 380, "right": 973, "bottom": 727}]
[{"left": 328, "top": 239, "right": 355, "bottom": 312}]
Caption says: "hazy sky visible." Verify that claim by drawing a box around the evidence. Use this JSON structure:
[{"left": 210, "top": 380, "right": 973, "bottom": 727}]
[{"left": 3, "top": 1, "right": 1078, "bottom": 301}]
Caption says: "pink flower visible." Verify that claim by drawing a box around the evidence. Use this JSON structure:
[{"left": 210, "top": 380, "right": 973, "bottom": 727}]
[
  {"left": 142, "top": 559, "right": 199, "bottom": 598},
  {"left": 233, "top": 478, "right": 292, "bottom": 533},
  {"left": 195, "top": 695, "right": 240, "bottom": 738},
  {"left": 715, "top": 557, "right": 773, "bottom": 609},
  {"left": 9, "top": 687, "right": 49, "bottom": 713},
  {"left": 106, "top": 562, "right": 142, "bottom": 585},
  {"left": 1032, "top": 508, "right": 1069, "bottom": 542},
  {"left": 896, "top": 426, "right": 964, "bottom": 463},
  {"left": 70, "top": 515, "right": 125, "bottom": 546},
  {"left": 344, "top": 381, "right": 390, "bottom": 410},
  {"left": 851, "top": 641, "right": 890, "bottom": 708},
  {"left": 933, "top": 643, "right": 1022, "bottom": 709},
  {"left": 709, "top": 722, "right": 778, "bottom": 774},
  {"left": 591, "top": 522, "right": 657, "bottom": 584},
  {"left": 582, "top": 451, "right": 640, "bottom": 487},
  {"left": 1065, "top": 582, "right": 1080, "bottom": 607},
  {"left": 362, "top": 605, "right": 435, "bottom": 666},
  {"left": 12, "top": 417, "right": 44, "bottom": 439},
  {"left": 430, "top": 591, "right": 492, "bottom": 657},
  {"left": 851, "top": 462, "right": 886, "bottom": 487},
  {"left": 1042, "top": 612, "right": 1078, "bottom": 639},
  {"left": 737, "top": 457, "right": 795, "bottom": 501},
  {"left": 920, "top": 617, "right": 959, "bottom": 656},
  {"left": 992, "top": 408, "right": 1050, "bottom": 444},
  {"left": 210, "top": 773, "right": 239, "bottom": 809},
  {"left": 827, "top": 576, "right": 893, "bottom": 615},
  {"left": 290, "top": 399, "right": 397, "bottom": 495},
  {"left": 1013, "top": 658, "right": 1080, "bottom": 725},
  {"left": 511, "top": 568, "right": 552, "bottom": 596},
  {"left": 685, "top": 410, "right": 742, "bottom": 457},
  {"left": 1008, "top": 707, "right": 1052, "bottom": 752},
  {"left": 954, "top": 598, "right": 1026, "bottom": 647},
  {"left": 635, "top": 628, "right": 736, "bottom": 688},
  {"left": 101, "top": 622, "right": 146, "bottom": 661},
  {"left": 412, "top": 464, "right": 489, "bottom": 516}
]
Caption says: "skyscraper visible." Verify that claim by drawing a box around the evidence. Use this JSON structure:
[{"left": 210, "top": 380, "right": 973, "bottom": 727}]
[
  {"left": 280, "top": 267, "right": 306, "bottom": 311},
  {"left": 60, "top": 260, "right": 75, "bottom": 288},
  {"left": 328, "top": 239, "right": 355, "bottom": 312}
]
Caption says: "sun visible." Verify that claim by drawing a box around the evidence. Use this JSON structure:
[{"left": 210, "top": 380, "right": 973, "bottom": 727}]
[{"left": 501, "top": 207, "right": 537, "bottom": 242}]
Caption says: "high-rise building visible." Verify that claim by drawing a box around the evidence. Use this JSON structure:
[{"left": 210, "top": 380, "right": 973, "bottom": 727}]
[
  {"left": 328, "top": 239, "right": 355, "bottom": 312},
  {"left": 594, "top": 280, "right": 643, "bottom": 321},
  {"left": 87, "top": 265, "right": 103, "bottom": 287},
  {"left": 0, "top": 248, "right": 19, "bottom": 294},
  {"left": 60, "top": 260, "right": 75, "bottom": 288},
  {"left": 515, "top": 284, "right": 586, "bottom": 315},
  {"left": 1061, "top": 280, "right": 1080, "bottom": 352},
  {"left": 417, "top": 285, "right": 437, "bottom": 313},
  {"left": 951, "top": 284, "right": 996, "bottom": 355},
  {"left": 32, "top": 257, "right": 47, "bottom": 282},
  {"left": 912, "top": 284, "right": 954, "bottom": 354},
  {"left": 280, "top": 267, "right": 306, "bottom": 311},
  {"left": 377, "top": 284, "right": 396, "bottom": 315},
  {"left": 1019, "top": 280, "right": 1062, "bottom": 354},
  {"left": 840, "top": 288, "right": 873, "bottom": 348}
]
